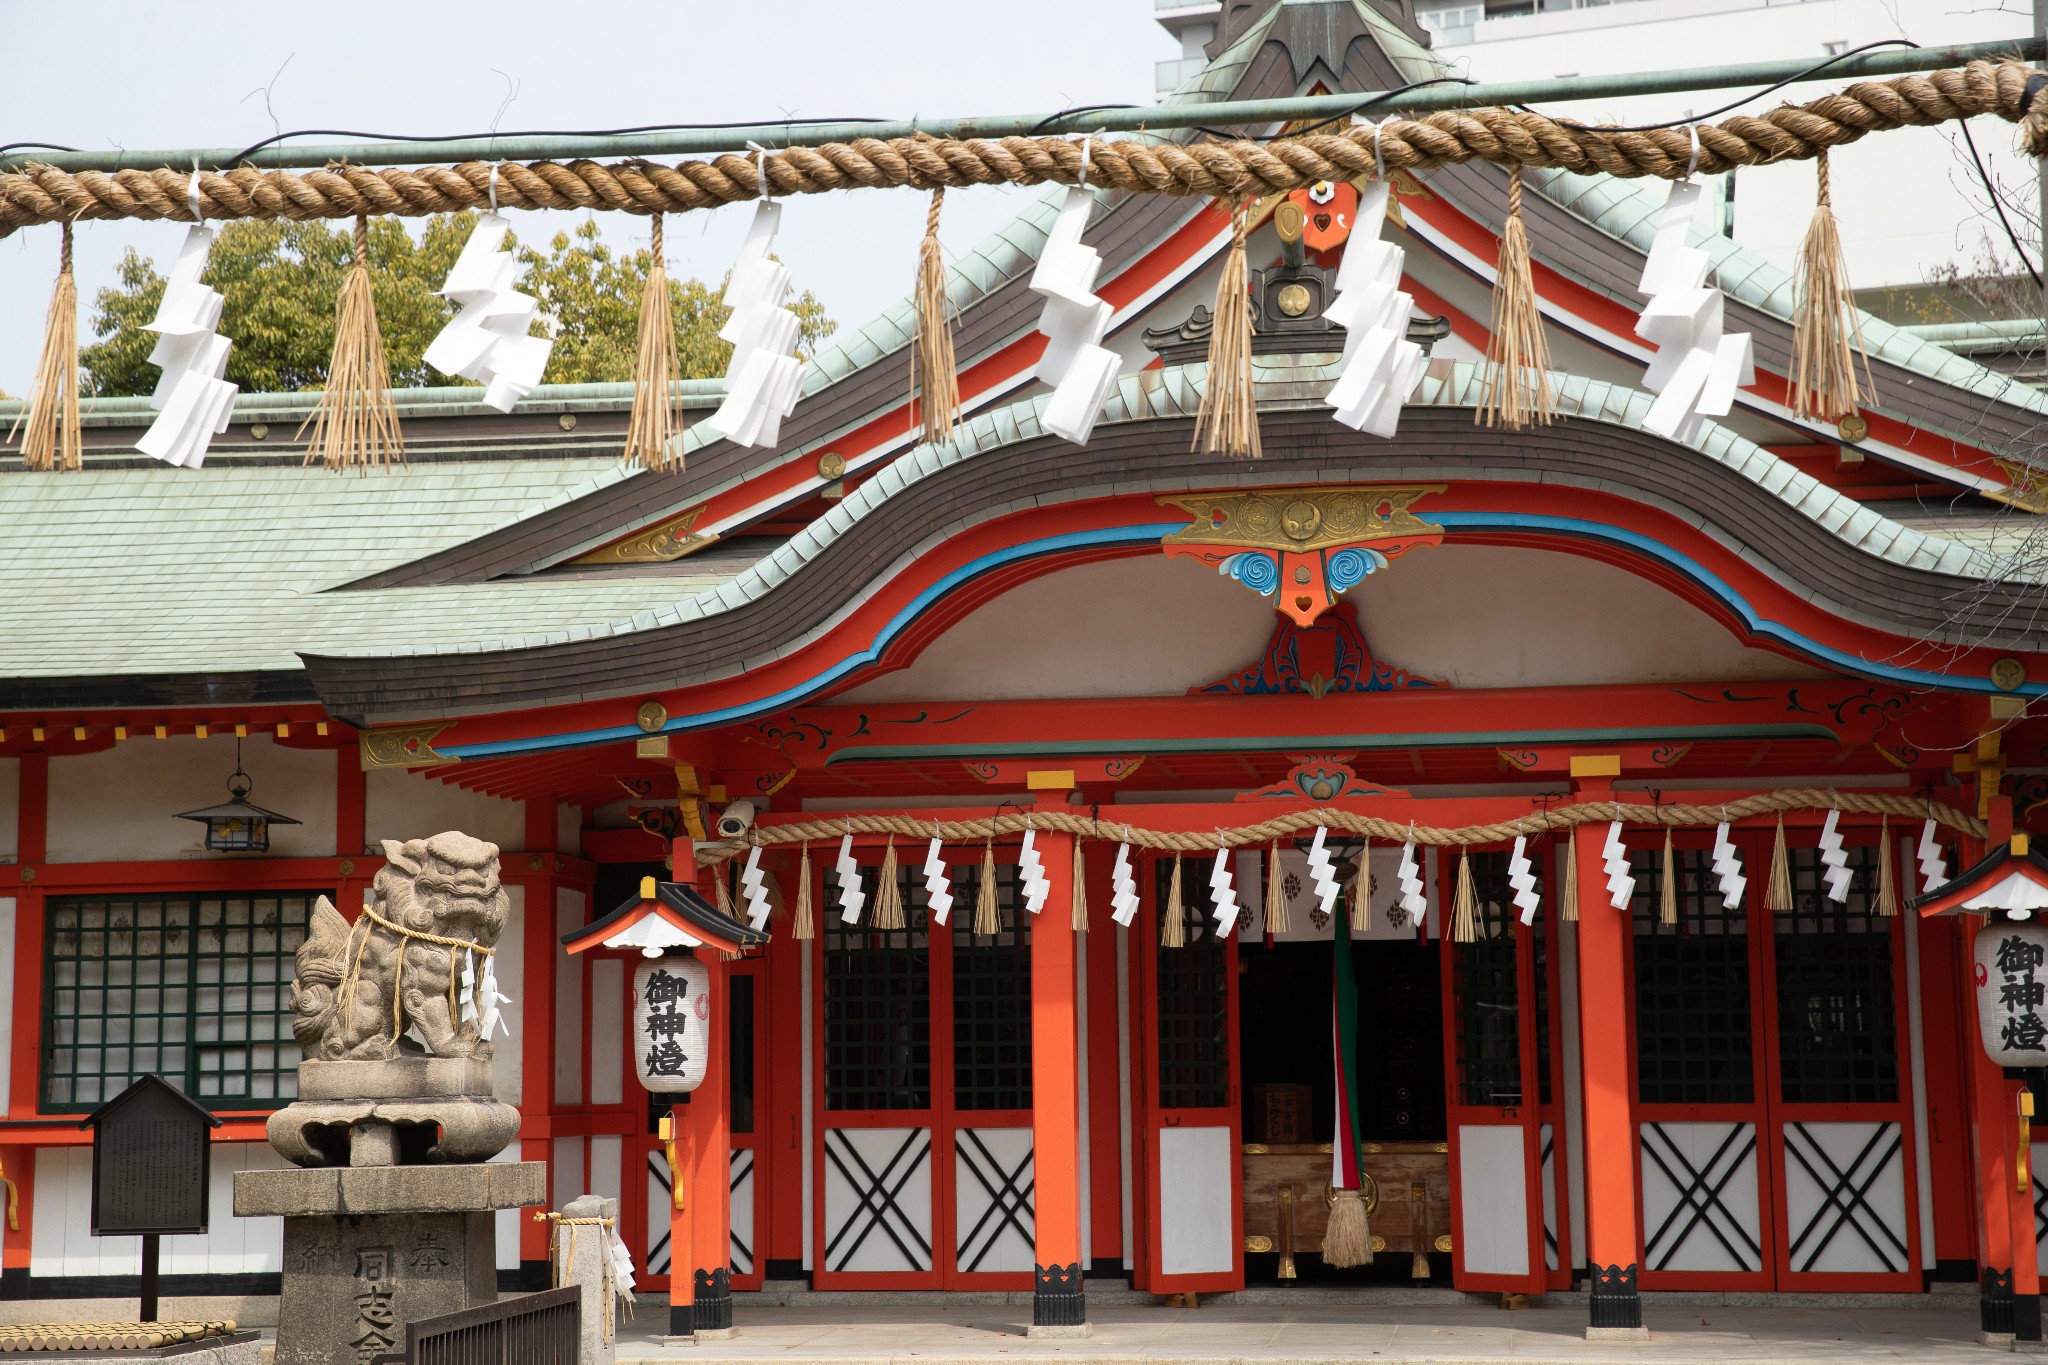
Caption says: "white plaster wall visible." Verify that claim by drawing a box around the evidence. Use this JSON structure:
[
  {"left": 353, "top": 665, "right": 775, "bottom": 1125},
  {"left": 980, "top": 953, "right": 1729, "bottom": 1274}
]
[
  {"left": 0, "top": 756, "right": 19, "bottom": 860},
  {"left": 838, "top": 545, "right": 1825, "bottom": 704},
  {"left": 553, "top": 889, "right": 585, "bottom": 1107},
  {"left": 589, "top": 959, "right": 624, "bottom": 1107},
  {"left": 46, "top": 737, "right": 336, "bottom": 862},
  {"left": 492, "top": 885, "right": 524, "bottom": 1109},
  {"left": 31, "top": 1142, "right": 289, "bottom": 1276},
  {"left": 490, "top": 1145, "right": 522, "bottom": 1270},
  {"left": 365, "top": 769, "right": 523, "bottom": 854},
  {"left": 555, "top": 802, "right": 581, "bottom": 857}
]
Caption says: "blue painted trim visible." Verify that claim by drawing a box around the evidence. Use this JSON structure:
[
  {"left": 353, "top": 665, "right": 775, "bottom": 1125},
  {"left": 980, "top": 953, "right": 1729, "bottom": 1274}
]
[{"left": 442, "top": 504, "right": 2027, "bottom": 762}]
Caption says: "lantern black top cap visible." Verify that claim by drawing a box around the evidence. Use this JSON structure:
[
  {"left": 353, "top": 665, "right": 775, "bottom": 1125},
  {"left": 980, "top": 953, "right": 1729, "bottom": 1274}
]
[
  {"left": 77, "top": 1073, "right": 222, "bottom": 1132},
  {"left": 567, "top": 877, "right": 769, "bottom": 949},
  {"left": 175, "top": 760, "right": 301, "bottom": 826}
]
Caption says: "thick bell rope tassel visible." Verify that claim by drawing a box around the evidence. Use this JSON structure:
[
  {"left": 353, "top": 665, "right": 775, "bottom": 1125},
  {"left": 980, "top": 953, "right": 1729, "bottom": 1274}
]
[
  {"left": 1349, "top": 839, "right": 1372, "bottom": 933},
  {"left": 1660, "top": 828, "right": 1679, "bottom": 927},
  {"left": 1072, "top": 841, "right": 1089, "bottom": 932},
  {"left": 1562, "top": 835, "right": 1580, "bottom": 923},
  {"left": 1325, "top": 896, "right": 1371, "bottom": 1266},
  {"left": 792, "top": 843, "right": 815, "bottom": 941},
  {"left": 1479, "top": 165, "right": 1554, "bottom": 430},
  {"left": 872, "top": 837, "right": 904, "bottom": 930},
  {"left": 1162, "top": 855, "right": 1186, "bottom": 948},
  {"left": 1192, "top": 202, "right": 1260, "bottom": 458},
  {"left": 1877, "top": 815, "right": 1901, "bottom": 917},
  {"left": 10, "top": 221, "right": 81, "bottom": 471},
  {"left": 1767, "top": 814, "right": 1795, "bottom": 912},
  {"left": 625, "top": 213, "right": 683, "bottom": 470},
  {"left": 913, "top": 186, "right": 959, "bottom": 445},
  {"left": 1451, "top": 849, "right": 1478, "bottom": 944},
  {"left": 1266, "top": 840, "right": 1290, "bottom": 936},
  {"left": 974, "top": 842, "right": 1001, "bottom": 936},
  {"left": 1789, "top": 152, "right": 1870, "bottom": 423},
  {"left": 300, "top": 216, "right": 403, "bottom": 471}
]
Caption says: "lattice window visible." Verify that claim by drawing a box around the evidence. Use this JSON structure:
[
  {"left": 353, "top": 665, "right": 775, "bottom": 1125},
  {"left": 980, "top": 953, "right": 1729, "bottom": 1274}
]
[
  {"left": 1453, "top": 852, "right": 1521, "bottom": 1107},
  {"left": 1633, "top": 848, "right": 1754, "bottom": 1105},
  {"left": 824, "top": 864, "right": 931, "bottom": 1111},
  {"left": 42, "top": 891, "right": 318, "bottom": 1111},
  {"left": 1775, "top": 846, "right": 1898, "bottom": 1105},
  {"left": 1155, "top": 857, "right": 1230, "bottom": 1109},
  {"left": 954, "top": 861, "right": 1032, "bottom": 1111}
]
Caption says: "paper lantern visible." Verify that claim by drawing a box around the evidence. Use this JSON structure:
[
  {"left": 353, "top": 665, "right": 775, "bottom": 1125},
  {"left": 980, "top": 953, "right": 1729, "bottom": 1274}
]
[
  {"left": 1110, "top": 841, "right": 1140, "bottom": 926},
  {"left": 137, "top": 225, "right": 238, "bottom": 468},
  {"left": 633, "top": 957, "right": 710, "bottom": 1093},
  {"left": 1633, "top": 179, "right": 1754, "bottom": 442},
  {"left": 1975, "top": 922, "right": 2048, "bottom": 1067}
]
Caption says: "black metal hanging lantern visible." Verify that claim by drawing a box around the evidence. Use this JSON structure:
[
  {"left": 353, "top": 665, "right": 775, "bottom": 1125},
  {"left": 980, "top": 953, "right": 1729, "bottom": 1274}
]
[{"left": 175, "top": 743, "right": 299, "bottom": 852}]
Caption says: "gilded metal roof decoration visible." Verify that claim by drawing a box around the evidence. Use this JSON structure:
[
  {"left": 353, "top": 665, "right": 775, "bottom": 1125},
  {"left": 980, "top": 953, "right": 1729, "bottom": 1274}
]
[{"left": 569, "top": 504, "right": 717, "bottom": 565}]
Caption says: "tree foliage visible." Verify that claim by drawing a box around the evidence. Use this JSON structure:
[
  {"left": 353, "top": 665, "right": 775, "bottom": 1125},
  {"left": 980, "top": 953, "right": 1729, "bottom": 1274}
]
[{"left": 79, "top": 214, "right": 836, "bottom": 396}]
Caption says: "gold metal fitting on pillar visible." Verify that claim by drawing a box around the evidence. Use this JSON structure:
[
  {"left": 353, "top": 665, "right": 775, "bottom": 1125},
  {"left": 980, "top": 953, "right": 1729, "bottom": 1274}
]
[
  {"left": 2020, "top": 1090, "right": 2035, "bottom": 1195},
  {"left": 659, "top": 1114, "right": 685, "bottom": 1210}
]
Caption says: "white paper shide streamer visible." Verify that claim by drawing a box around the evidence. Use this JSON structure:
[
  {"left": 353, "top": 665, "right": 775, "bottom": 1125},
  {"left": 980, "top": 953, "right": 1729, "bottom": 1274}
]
[
  {"left": 1019, "top": 827, "right": 1051, "bottom": 915},
  {"left": 1602, "top": 821, "right": 1636, "bottom": 909},
  {"left": 1209, "top": 846, "right": 1241, "bottom": 936},
  {"left": 1324, "top": 180, "right": 1424, "bottom": 437},
  {"left": 924, "top": 835, "right": 954, "bottom": 925},
  {"left": 1918, "top": 818, "right": 1948, "bottom": 893},
  {"left": 1634, "top": 179, "right": 1754, "bottom": 442},
  {"left": 138, "top": 226, "right": 238, "bottom": 468},
  {"left": 1817, "top": 808, "right": 1853, "bottom": 903},
  {"left": 1397, "top": 839, "right": 1427, "bottom": 926},
  {"left": 423, "top": 214, "right": 554, "bottom": 411},
  {"left": 710, "top": 201, "right": 805, "bottom": 448},
  {"left": 1712, "top": 821, "right": 1746, "bottom": 909},
  {"left": 460, "top": 947, "right": 511, "bottom": 1040},
  {"left": 1028, "top": 187, "right": 1121, "bottom": 444},
  {"left": 1110, "top": 841, "right": 1141, "bottom": 926},
  {"left": 740, "top": 844, "right": 773, "bottom": 932},
  {"left": 835, "top": 832, "right": 866, "bottom": 924},
  {"left": 1306, "top": 827, "right": 1342, "bottom": 920},
  {"left": 1508, "top": 835, "right": 1541, "bottom": 925}
]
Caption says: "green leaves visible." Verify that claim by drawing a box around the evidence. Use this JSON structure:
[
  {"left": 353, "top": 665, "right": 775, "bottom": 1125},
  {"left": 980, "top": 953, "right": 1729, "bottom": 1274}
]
[{"left": 80, "top": 214, "right": 838, "bottom": 397}]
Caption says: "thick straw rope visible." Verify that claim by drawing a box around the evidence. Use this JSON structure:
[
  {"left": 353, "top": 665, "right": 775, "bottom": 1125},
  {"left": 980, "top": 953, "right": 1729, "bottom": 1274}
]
[
  {"left": 693, "top": 788, "right": 1982, "bottom": 865},
  {"left": 336, "top": 904, "right": 495, "bottom": 1044},
  {"left": 0, "top": 60, "right": 2032, "bottom": 238}
]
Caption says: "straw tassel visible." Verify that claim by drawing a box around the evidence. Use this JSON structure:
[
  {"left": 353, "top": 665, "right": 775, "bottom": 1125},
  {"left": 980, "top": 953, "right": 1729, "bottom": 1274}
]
[
  {"left": 625, "top": 213, "right": 683, "bottom": 470},
  {"left": 1478, "top": 165, "right": 1554, "bottom": 430},
  {"left": 1660, "top": 828, "right": 1679, "bottom": 927},
  {"left": 974, "top": 843, "right": 1000, "bottom": 936},
  {"left": 872, "top": 838, "right": 904, "bottom": 930},
  {"left": 792, "top": 844, "right": 815, "bottom": 941},
  {"left": 10, "top": 221, "right": 81, "bottom": 471},
  {"left": 1789, "top": 152, "right": 1869, "bottom": 423},
  {"left": 1451, "top": 849, "right": 1478, "bottom": 944},
  {"left": 1562, "top": 836, "right": 1580, "bottom": 922},
  {"left": 713, "top": 863, "right": 734, "bottom": 917},
  {"left": 1192, "top": 202, "right": 1260, "bottom": 458},
  {"left": 1072, "top": 841, "right": 1089, "bottom": 932},
  {"left": 1350, "top": 839, "right": 1372, "bottom": 933},
  {"left": 1767, "top": 815, "right": 1794, "bottom": 912},
  {"left": 913, "top": 186, "right": 959, "bottom": 445},
  {"left": 299, "top": 216, "right": 403, "bottom": 471},
  {"left": 1877, "top": 815, "right": 1901, "bottom": 917},
  {"left": 1265, "top": 840, "right": 1290, "bottom": 936},
  {"left": 1324, "top": 1188, "right": 1371, "bottom": 1268},
  {"left": 1162, "top": 855, "right": 1186, "bottom": 948}
]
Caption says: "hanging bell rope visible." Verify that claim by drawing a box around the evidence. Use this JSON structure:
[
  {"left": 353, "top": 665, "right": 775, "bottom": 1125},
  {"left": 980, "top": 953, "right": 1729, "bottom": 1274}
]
[
  {"left": 912, "top": 185, "right": 959, "bottom": 445},
  {"left": 624, "top": 213, "right": 682, "bottom": 471},
  {"left": 1478, "top": 164, "right": 1553, "bottom": 429},
  {"left": 299, "top": 215, "right": 402, "bottom": 471},
  {"left": 9, "top": 219, "right": 81, "bottom": 471},
  {"left": 1192, "top": 200, "right": 1259, "bottom": 458},
  {"left": 1788, "top": 151, "right": 1871, "bottom": 422},
  {"left": 1, "top": 59, "right": 2032, "bottom": 238}
]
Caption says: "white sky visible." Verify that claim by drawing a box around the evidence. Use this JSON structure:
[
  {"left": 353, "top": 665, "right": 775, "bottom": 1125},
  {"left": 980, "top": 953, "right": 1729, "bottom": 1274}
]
[{"left": 0, "top": 0, "right": 1177, "bottom": 395}]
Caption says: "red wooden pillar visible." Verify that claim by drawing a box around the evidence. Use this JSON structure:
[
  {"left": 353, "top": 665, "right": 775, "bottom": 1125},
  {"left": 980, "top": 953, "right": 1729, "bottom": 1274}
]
[
  {"left": 1571, "top": 777, "right": 1645, "bottom": 1339},
  {"left": 684, "top": 860, "right": 735, "bottom": 1337},
  {"left": 1964, "top": 916, "right": 2024, "bottom": 1342},
  {"left": 1029, "top": 828, "right": 1087, "bottom": 1334}
]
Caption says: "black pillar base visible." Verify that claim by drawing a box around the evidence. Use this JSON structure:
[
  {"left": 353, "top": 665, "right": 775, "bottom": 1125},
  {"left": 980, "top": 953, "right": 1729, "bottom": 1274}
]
[
  {"left": 1983, "top": 1267, "right": 2016, "bottom": 1337},
  {"left": 669, "top": 1302, "right": 694, "bottom": 1338},
  {"left": 1034, "top": 1262, "right": 1087, "bottom": 1328},
  {"left": 693, "top": 1267, "right": 734, "bottom": 1333},
  {"left": 2018, "top": 1291, "right": 2043, "bottom": 1344},
  {"left": 1588, "top": 1263, "right": 1642, "bottom": 1332}
]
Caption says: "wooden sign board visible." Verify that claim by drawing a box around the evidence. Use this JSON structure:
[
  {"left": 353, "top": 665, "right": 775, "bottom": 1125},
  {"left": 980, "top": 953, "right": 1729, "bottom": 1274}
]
[{"left": 81, "top": 1075, "right": 219, "bottom": 1236}]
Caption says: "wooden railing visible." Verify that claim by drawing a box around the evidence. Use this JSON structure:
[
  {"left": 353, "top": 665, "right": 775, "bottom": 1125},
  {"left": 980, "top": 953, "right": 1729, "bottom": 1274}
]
[{"left": 371, "top": 1287, "right": 580, "bottom": 1365}]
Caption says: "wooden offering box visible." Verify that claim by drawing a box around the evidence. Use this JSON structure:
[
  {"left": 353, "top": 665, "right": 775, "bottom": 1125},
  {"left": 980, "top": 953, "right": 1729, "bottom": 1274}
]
[{"left": 1241, "top": 1141, "right": 1452, "bottom": 1277}]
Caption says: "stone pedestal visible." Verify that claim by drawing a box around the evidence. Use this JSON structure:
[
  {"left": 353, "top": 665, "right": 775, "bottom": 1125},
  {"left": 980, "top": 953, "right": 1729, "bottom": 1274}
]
[
  {"left": 235, "top": 1162, "right": 544, "bottom": 1365},
  {"left": 268, "top": 1057, "right": 521, "bottom": 1167},
  {"left": 554, "top": 1195, "right": 620, "bottom": 1365}
]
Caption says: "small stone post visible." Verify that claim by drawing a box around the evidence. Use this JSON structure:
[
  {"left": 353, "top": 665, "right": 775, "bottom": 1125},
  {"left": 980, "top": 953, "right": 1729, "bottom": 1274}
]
[{"left": 551, "top": 1195, "right": 624, "bottom": 1365}]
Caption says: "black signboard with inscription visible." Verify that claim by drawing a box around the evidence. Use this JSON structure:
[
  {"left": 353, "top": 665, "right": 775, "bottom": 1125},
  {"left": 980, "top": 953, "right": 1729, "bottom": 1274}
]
[{"left": 80, "top": 1074, "right": 219, "bottom": 1236}]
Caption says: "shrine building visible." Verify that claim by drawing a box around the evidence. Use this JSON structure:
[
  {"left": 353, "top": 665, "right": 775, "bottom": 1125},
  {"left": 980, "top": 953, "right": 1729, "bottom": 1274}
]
[{"left": 5, "top": 0, "right": 2048, "bottom": 1344}]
